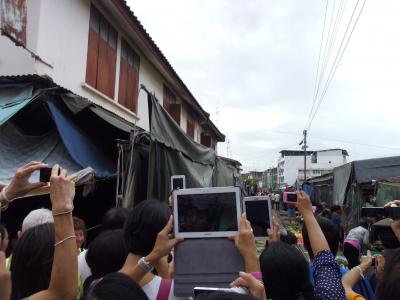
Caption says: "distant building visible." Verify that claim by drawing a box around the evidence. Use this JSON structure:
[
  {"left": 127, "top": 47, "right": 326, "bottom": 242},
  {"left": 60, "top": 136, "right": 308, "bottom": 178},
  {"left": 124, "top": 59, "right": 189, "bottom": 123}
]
[
  {"left": 242, "top": 171, "right": 263, "bottom": 195},
  {"left": 262, "top": 167, "right": 278, "bottom": 191},
  {"left": 277, "top": 149, "right": 348, "bottom": 187}
]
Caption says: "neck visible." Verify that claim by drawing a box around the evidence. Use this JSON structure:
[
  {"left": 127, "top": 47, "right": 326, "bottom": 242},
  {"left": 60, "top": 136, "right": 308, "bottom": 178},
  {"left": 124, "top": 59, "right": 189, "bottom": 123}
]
[{"left": 120, "top": 253, "right": 154, "bottom": 286}]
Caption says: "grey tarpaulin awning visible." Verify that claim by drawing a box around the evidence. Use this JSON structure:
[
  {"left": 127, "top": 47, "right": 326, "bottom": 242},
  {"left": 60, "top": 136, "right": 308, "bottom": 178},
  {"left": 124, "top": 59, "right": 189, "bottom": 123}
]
[
  {"left": 61, "top": 93, "right": 135, "bottom": 133},
  {"left": 353, "top": 156, "right": 400, "bottom": 183},
  {"left": 333, "top": 163, "right": 353, "bottom": 205},
  {"left": 143, "top": 93, "right": 238, "bottom": 204}
]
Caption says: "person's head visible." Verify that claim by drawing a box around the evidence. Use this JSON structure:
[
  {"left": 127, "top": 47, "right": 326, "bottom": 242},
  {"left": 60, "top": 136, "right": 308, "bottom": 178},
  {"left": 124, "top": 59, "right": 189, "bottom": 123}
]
[
  {"left": 86, "top": 272, "right": 149, "bottom": 300},
  {"left": 280, "top": 229, "right": 298, "bottom": 246},
  {"left": 73, "top": 216, "right": 87, "bottom": 249},
  {"left": 375, "top": 249, "right": 400, "bottom": 300},
  {"left": 359, "top": 219, "right": 369, "bottom": 229},
  {"left": 18, "top": 208, "right": 54, "bottom": 238},
  {"left": 10, "top": 223, "right": 54, "bottom": 300},
  {"left": 195, "top": 291, "right": 257, "bottom": 300},
  {"left": 260, "top": 242, "right": 314, "bottom": 300},
  {"left": 302, "top": 216, "right": 339, "bottom": 260},
  {"left": 320, "top": 208, "right": 331, "bottom": 219},
  {"left": 0, "top": 224, "right": 9, "bottom": 252},
  {"left": 102, "top": 207, "right": 130, "bottom": 231},
  {"left": 186, "top": 208, "right": 209, "bottom": 231},
  {"left": 330, "top": 205, "right": 341, "bottom": 214},
  {"left": 124, "top": 199, "right": 170, "bottom": 256},
  {"left": 86, "top": 229, "right": 128, "bottom": 279}
]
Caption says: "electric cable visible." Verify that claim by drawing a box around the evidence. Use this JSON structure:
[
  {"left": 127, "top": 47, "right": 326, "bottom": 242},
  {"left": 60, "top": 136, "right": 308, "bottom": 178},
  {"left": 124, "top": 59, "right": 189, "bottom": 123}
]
[{"left": 307, "top": 0, "right": 367, "bottom": 131}]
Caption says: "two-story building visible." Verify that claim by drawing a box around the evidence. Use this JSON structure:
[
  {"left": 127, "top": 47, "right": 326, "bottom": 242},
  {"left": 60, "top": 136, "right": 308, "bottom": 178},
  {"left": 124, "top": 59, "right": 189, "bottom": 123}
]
[
  {"left": 0, "top": 0, "right": 224, "bottom": 148},
  {"left": 277, "top": 149, "right": 349, "bottom": 187}
]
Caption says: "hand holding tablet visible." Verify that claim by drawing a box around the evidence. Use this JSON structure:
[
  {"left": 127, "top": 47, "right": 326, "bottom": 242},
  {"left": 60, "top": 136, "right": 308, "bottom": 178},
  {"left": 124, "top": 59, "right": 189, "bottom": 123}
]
[{"left": 242, "top": 196, "right": 273, "bottom": 240}]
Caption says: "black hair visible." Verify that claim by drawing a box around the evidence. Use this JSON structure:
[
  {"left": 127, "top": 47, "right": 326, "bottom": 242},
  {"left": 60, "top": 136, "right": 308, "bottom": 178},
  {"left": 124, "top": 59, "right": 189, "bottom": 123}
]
[
  {"left": 320, "top": 208, "right": 331, "bottom": 219},
  {"left": 281, "top": 230, "right": 298, "bottom": 246},
  {"left": 330, "top": 205, "right": 341, "bottom": 213},
  {"left": 302, "top": 216, "right": 339, "bottom": 260},
  {"left": 0, "top": 223, "right": 7, "bottom": 250},
  {"left": 124, "top": 199, "right": 170, "bottom": 256},
  {"left": 86, "top": 272, "right": 149, "bottom": 300},
  {"left": 359, "top": 219, "right": 369, "bottom": 229},
  {"left": 260, "top": 243, "right": 315, "bottom": 300},
  {"left": 86, "top": 229, "right": 128, "bottom": 279},
  {"left": 10, "top": 223, "right": 54, "bottom": 300},
  {"left": 376, "top": 249, "right": 400, "bottom": 300},
  {"left": 102, "top": 207, "right": 130, "bottom": 231},
  {"left": 195, "top": 291, "right": 257, "bottom": 300},
  {"left": 378, "top": 228, "right": 400, "bottom": 249}
]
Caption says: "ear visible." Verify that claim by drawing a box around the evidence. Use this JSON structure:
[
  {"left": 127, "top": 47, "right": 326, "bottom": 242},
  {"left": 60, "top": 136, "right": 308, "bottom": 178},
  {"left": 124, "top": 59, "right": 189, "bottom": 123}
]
[{"left": 17, "top": 230, "right": 22, "bottom": 239}]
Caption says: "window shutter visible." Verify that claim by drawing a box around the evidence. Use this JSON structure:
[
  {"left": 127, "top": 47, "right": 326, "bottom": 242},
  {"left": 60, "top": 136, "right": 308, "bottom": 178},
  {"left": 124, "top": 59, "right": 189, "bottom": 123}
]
[
  {"left": 96, "top": 18, "right": 116, "bottom": 98},
  {"left": 170, "top": 104, "right": 181, "bottom": 125},
  {"left": 201, "top": 133, "right": 211, "bottom": 147},
  {"left": 187, "top": 120, "right": 194, "bottom": 139},
  {"left": 163, "top": 98, "right": 170, "bottom": 113},
  {"left": 118, "top": 40, "right": 140, "bottom": 112},
  {"left": 86, "top": 7, "right": 100, "bottom": 87},
  {"left": 118, "top": 54, "right": 128, "bottom": 107},
  {"left": 86, "top": 27, "right": 99, "bottom": 87}
]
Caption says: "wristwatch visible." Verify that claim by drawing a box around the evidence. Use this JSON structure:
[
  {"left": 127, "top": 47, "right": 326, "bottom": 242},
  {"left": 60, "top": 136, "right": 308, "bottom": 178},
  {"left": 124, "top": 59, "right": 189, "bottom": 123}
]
[{"left": 138, "top": 256, "right": 154, "bottom": 272}]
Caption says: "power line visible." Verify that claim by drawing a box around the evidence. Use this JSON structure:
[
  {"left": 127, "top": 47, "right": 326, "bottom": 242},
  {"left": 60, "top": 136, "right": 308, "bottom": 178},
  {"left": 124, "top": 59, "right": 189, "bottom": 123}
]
[
  {"left": 313, "top": 0, "right": 367, "bottom": 124},
  {"left": 307, "top": 0, "right": 329, "bottom": 125},
  {"left": 307, "top": 0, "right": 367, "bottom": 131},
  {"left": 314, "top": 0, "right": 336, "bottom": 107}
]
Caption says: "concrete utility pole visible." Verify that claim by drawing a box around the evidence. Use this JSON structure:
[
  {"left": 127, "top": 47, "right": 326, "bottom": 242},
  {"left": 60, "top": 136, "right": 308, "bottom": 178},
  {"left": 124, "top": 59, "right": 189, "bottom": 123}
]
[
  {"left": 303, "top": 130, "right": 307, "bottom": 182},
  {"left": 299, "top": 130, "right": 308, "bottom": 184}
]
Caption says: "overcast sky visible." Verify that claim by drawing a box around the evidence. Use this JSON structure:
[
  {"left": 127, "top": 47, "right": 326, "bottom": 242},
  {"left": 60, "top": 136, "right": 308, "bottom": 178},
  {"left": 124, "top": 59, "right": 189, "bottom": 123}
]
[{"left": 129, "top": 0, "right": 400, "bottom": 172}]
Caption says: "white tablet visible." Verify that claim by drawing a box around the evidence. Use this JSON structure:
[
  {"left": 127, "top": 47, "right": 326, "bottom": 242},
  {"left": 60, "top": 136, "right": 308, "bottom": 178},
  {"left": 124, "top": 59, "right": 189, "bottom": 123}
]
[
  {"left": 171, "top": 175, "right": 186, "bottom": 191},
  {"left": 243, "top": 196, "right": 273, "bottom": 240},
  {"left": 173, "top": 187, "right": 241, "bottom": 238}
]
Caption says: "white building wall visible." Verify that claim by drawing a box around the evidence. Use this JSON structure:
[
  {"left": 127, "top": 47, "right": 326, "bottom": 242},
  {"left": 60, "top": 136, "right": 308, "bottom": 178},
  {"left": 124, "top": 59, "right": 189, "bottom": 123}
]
[
  {"left": 280, "top": 155, "right": 312, "bottom": 186},
  {"left": 0, "top": 0, "right": 202, "bottom": 137},
  {"left": 278, "top": 150, "right": 348, "bottom": 187}
]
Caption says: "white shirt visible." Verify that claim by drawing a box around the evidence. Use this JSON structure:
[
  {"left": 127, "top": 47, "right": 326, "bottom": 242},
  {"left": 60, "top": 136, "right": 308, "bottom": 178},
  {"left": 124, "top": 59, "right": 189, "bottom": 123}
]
[
  {"left": 142, "top": 275, "right": 192, "bottom": 300},
  {"left": 78, "top": 249, "right": 92, "bottom": 282}
]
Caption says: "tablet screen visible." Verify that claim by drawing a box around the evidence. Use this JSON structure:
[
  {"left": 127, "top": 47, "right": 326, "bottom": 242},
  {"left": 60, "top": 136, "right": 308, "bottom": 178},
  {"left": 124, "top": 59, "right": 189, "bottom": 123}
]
[
  {"left": 173, "top": 178, "right": 184, "bottom": 190},
  {"left": 286, "top": 193, "right": 297, "bottom": 203},
  {"left": 245, "top": 200, "right": 271, "bottom": 237},
  {"left": 177, "top": 192, "right": 238, "bottom": 232}
]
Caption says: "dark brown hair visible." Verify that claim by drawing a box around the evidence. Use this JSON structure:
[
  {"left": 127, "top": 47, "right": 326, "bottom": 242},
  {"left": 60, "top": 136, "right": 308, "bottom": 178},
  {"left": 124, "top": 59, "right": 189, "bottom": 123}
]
[{"left": 10, "top": 223, "right": 54, "bottom": 300}]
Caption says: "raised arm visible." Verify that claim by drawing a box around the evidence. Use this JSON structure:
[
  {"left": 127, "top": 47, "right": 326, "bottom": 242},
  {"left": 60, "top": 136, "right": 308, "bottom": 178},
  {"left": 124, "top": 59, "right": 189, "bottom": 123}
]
[
  {"left": 297, "top": 191, "right": 329, "bottom": 255},
  {"left": 30, "top": 165, "right": 78, "bottom": 300},
  {"left": 229, "top": 215, "right": 260, "bottom": 272},
  {"left": 121, "top": 216, "right": 183, "bottom": 282},
  {"left": 297, "top": 191, "right": 345, "bottom": 300},
  {"left": 342, "top": 251, "right": 372, "bottom": 298}
]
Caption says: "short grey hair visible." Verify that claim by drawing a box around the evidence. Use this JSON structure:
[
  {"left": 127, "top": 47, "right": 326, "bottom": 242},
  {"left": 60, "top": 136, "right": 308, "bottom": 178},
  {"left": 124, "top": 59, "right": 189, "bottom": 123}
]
[{"left": 22, "top": 208, "right": 54, "bottom": 232}]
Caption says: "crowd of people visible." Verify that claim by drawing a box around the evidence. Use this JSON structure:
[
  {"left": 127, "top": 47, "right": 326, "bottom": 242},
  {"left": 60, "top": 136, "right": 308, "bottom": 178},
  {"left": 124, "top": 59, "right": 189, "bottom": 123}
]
[{"left": 1, "top": 162, "right": 400, "bottom": 299}]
